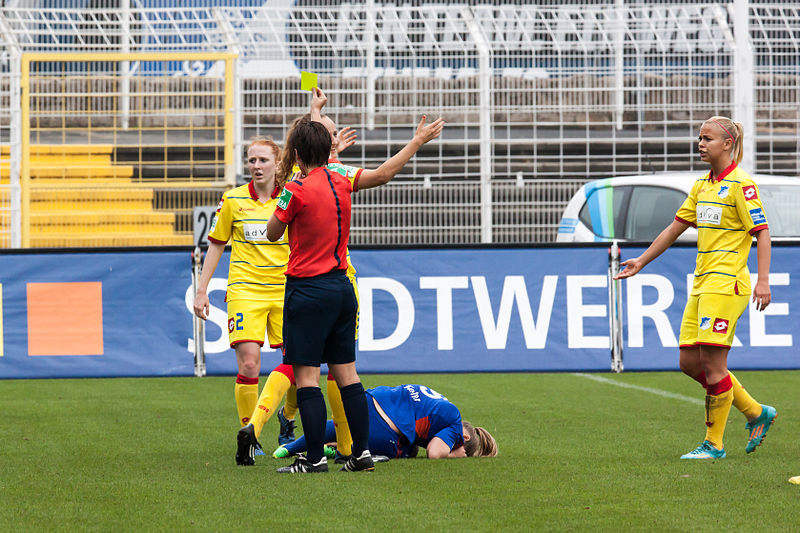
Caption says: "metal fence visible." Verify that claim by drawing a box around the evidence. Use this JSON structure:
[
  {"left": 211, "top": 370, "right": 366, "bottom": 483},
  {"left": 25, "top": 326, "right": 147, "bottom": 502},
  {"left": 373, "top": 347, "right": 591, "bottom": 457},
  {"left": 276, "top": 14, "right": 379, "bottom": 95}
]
[{"left": 1, "top": 1, "right": 799, "bottom": 246}]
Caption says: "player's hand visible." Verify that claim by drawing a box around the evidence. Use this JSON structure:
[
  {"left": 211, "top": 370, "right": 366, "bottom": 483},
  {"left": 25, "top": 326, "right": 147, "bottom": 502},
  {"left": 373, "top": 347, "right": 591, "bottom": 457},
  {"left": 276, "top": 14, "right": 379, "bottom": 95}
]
[
  {"left": 193, "top": 292, "right": 210, "bottom": 320},
  {"left": 614, "top": 258, "right": 644, "bottom": 280},
  {"left": 414, "top": 115, "right": 445, "bottom": 145},
  {"left": 752, "top": 279, "right": 771, "bottom": 311},
  {"left": 311, "top": 87, "right": 327, "bottom": 112},
  {"left": 335, "top": 126, "right": 357, "bottom": 153}
]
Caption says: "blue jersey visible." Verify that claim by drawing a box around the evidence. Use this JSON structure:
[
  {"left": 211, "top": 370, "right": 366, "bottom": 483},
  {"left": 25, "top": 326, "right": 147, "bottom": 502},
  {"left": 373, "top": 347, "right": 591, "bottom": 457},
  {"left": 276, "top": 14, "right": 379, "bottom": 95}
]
[{"left": 368, "top": 384, "right": 464, "bottom": 451}]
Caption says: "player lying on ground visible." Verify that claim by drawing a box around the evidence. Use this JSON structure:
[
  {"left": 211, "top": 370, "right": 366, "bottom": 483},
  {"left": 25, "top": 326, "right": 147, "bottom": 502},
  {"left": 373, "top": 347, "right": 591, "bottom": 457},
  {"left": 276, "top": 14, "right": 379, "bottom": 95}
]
[{"left": 273, "top": 384, "right": 498, "bottom": 459}]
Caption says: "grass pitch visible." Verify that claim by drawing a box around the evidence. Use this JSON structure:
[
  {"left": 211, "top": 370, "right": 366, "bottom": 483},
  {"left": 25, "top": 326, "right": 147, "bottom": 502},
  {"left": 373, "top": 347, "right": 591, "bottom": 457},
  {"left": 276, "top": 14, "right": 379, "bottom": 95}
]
[{"left": 1, "top": 371, "right": 798, "bottom": 532}]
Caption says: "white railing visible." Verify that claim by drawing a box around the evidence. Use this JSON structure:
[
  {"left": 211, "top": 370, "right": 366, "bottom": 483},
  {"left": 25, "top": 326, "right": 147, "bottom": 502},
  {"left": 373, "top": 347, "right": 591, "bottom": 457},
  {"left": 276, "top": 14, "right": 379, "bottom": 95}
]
[{"left": 1, "top": 1, "right": 799, "bottom": 246}]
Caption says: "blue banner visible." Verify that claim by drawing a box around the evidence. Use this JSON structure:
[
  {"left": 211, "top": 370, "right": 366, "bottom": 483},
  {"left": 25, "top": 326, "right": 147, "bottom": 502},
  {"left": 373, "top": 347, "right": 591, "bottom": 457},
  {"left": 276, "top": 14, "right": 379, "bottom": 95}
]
[{"left": 0, "top": 245, "right": 797, "bottom": 379}]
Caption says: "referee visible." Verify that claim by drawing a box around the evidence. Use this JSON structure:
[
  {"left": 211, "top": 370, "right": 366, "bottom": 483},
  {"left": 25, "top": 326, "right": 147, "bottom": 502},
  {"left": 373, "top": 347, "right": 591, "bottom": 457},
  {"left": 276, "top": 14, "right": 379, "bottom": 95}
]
[{"left": 266, "top": 118, "right": 373, "bottom": 473}]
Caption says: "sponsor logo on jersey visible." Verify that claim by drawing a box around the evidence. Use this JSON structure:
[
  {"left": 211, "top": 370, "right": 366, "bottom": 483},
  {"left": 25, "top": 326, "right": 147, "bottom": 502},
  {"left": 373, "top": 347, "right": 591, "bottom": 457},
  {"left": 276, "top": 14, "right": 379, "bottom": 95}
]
[
  {"left": 277, "top": 188, "right": 293, "bottom": 210},
  {"left": 243, "top": 223, "right": 269, "bottom": 242},
  {"left": 216, "top": 198, "right": 224, "bottom": 212},
  {"left": 327, "top": 162, "right": 359, "bottom": 178},
  {"left": 228, "top": 317, "right": 236, "bottom": 332},
  {"left": 749, "top": 208, "right": 766, "bottom": 226},
  {"left": 697, "top": 205, "right": 722, "bottom": 225},
  {"left": 699, "top": 317, "right": 712, "bottom": 330},
  {"left": 209, "top": 213, "right": 218, "bottom": 233},
  {"left": 742, "top": 185, "right": 758, "bottom": 201},
  {"left": 238, "top": 207, "right": 256, "bottom": 212},
  {"left": 713, "top": 318, "right": 729, "bottom": 334},
  {"left": 717, "top": 185, "right": 729, "bottom": 198}
]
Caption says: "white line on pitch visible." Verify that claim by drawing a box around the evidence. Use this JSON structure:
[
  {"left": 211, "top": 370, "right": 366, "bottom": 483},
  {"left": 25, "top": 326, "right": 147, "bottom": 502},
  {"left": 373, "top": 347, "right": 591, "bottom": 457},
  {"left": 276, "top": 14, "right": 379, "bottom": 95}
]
[{"left": 572, "top": 373, "right": 703, "bottom": 406}]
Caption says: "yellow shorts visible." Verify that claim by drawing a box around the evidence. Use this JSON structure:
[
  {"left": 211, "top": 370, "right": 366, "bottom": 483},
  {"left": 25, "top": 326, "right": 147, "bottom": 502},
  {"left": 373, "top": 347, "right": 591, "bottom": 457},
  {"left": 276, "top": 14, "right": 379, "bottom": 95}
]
[
  {"left": 227, "top": 299, "right": 283, "bottom": 348},
  {"left": 679, "top": 293, "right": 749, "bottom": 348}
]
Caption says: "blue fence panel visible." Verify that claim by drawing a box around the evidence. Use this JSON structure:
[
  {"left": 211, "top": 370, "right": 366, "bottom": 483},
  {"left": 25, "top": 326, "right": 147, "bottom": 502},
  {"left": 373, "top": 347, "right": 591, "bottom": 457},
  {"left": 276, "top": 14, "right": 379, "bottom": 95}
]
[{"left": 0, "top": 245, "right": 797, "bottom": 379}]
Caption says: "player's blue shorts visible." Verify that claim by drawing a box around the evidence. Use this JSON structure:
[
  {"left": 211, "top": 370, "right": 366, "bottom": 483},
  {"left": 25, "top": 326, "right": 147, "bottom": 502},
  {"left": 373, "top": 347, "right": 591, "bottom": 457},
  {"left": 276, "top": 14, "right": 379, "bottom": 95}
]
[
  {"left": 366, "top": 392, "right": 413, "bottom": 459},
  {"left": 282, "top": 270, "right": 357, "bottom": 367}
]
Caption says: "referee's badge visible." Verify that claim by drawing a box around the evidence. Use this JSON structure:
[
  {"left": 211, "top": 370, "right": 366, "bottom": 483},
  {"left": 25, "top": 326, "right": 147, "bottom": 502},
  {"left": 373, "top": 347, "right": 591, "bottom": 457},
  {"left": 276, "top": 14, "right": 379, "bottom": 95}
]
[{"left": 277, "top": 188, "right": 293, "bottom": 210}]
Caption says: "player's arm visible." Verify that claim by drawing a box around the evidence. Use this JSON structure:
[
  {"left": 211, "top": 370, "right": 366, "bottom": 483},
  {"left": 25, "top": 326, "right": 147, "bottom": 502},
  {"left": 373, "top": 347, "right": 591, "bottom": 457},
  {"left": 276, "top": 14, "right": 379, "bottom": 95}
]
[
  {"left": 310, "top": 87, "right": 326, "bottom": 122},
  {"left": 614, "top": 219, "right": 689, "bottom": 279},
  {"left": 357, "top": 115, "right": 445, "bottom": 190},
  {"left": 193, "top": 241, "right": 225, "bottom": 319},
  {"left": 267, "top": 214, "right": 287, "bottom": 242},
  {"left": 753, "top": 228, "right": 771, "bottom": 311},
  {"left": 425, "top": 437, "right": 455, "bottom": 459}
]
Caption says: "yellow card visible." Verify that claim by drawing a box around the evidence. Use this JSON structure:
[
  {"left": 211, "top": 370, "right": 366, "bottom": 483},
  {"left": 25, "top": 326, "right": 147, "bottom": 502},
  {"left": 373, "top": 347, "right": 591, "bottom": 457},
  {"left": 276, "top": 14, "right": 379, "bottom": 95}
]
[{"left": 300, "top": 71, "right": 318, "bottom": 91}]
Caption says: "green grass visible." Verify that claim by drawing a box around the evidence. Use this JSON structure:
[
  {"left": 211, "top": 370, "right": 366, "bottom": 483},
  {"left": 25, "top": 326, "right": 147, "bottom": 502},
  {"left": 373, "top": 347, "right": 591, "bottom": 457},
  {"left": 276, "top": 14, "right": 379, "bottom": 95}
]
[{"left": 1, "top": 371, "right": 798, "bottom": 532}]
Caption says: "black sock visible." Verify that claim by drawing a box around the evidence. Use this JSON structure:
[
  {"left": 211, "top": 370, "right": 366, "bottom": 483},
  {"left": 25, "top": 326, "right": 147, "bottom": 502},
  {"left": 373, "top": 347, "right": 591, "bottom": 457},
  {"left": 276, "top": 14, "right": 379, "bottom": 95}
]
[
  {"left": 296, "top": 386, "right": 327, "bottom": 464},
  {"left": 339, "top": 382, "right": 370, "bottom": 457}
]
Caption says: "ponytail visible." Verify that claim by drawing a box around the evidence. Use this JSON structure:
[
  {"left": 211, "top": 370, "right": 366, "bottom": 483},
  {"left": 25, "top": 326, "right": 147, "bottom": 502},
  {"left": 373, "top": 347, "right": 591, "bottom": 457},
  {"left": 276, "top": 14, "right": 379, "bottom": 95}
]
[{"left": 707, "top": 115, "right": 743, "bottom": 164}]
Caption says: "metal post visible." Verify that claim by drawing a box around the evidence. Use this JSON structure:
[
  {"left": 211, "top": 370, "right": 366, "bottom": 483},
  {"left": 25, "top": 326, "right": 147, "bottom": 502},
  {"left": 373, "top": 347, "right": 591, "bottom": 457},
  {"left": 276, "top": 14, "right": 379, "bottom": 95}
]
[
  {"left": 608, "top": 241, "right": 624, "bottom": 372},
  {"left": 732, "top": 0, "right": 755, "bottom": 170},
  {"left": 1, "top": 12, "right": 22, "bottom": 247},
  {"left": 366, "top": 0, "right": 376, "bottom": 131},
  {"left": 614, "top": 0, "right": 624, "bottom": 130},
  {"left": 462, "top": 7, "right": 493, "bottom": 243},
  {"left": 120, "top": 0, "right": 130, "bottom": 130},
  {"left": 192, "top": 246, "right": 207, "bottom": 377},
  {"left": 214, "top": 9, "right": 240, "bottom": 187}
]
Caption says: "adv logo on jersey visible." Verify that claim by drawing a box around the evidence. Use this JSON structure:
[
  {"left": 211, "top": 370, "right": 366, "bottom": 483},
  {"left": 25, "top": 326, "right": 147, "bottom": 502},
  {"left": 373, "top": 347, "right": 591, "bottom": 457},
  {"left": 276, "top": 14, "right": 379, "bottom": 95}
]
[
  {"left": 713, "top": 318, "right": 729, "bottom": 334},
  {"left": 749, "top": 208, "right": 766, "bottom": 226},
  {"left": 277, "top": 188, "right": 293, "bottom": 210},
  {"left": 216, "top": 198, "right": 225, "bottom": 213},
  {"left": 699, "top": 317, "right": 712, "bottom": 330},
  {"left": 327, "top": 162, "right": 360, "bottom": 179},
  {"left": 717, "top": 185, "right": 729, "bottom": 199},
  {"left": 742, "top": 185, "right": 758, "bottom": 201},
  {"left": 697, "top": 205, "right": 722, "bottom": 225},
  {"left": 243, "top": 223, "right": 269, "bottom": 242}
]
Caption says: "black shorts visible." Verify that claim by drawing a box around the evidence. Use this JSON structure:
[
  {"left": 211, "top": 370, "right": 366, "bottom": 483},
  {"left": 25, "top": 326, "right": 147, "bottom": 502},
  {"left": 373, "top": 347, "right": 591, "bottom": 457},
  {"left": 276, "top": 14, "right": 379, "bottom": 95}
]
[{"left": 282, "top": 270, "right": 357, "bottom": 367}]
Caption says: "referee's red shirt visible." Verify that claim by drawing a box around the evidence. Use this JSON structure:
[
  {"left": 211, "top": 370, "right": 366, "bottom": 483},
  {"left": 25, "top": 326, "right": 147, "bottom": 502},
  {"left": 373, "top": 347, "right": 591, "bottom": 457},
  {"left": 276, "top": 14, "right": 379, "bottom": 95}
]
[{"left": 274, "top": 166, "right": 353, "bottom": 278}]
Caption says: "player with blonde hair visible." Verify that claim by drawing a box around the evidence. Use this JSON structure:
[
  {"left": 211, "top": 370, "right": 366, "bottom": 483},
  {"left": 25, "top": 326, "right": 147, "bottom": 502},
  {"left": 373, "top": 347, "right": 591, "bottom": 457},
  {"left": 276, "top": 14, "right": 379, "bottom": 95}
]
[
  {"left": 274, "top": 384, "right": 498, "bottom": 460},
  {"left": 615, "top": 115, "right": 776, "bottom": 459}
]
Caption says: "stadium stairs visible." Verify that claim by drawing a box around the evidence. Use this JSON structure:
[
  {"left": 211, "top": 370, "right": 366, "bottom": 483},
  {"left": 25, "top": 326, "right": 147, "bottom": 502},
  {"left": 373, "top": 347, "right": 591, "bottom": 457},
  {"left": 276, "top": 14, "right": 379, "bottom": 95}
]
[{"left": 0, "top": 144, "right": 190, "bottom": 248}]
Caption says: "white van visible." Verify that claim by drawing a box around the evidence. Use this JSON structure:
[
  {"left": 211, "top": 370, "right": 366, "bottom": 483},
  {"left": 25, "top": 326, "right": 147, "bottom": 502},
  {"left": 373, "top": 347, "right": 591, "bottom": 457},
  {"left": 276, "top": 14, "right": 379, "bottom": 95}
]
[{"left": 556, "top": 172, "right": 800, "bottom": 242}]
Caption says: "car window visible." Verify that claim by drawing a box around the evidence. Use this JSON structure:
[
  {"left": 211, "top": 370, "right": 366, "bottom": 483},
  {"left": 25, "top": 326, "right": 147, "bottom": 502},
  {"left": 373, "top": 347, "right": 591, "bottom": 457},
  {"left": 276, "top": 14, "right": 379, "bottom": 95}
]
[
  {"left": 624, "top": 186, "right": 686, "bottom": 241},
  {"left": 578, "top": 186, "right": 629, "bottom": 239},
  {"left": 760, "top": 184, "right": 800, "bottom": 237}
]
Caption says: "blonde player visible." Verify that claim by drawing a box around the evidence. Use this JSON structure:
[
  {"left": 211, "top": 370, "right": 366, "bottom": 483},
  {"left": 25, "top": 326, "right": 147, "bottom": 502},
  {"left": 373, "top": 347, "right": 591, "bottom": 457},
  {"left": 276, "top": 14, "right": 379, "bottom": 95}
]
[{"left": 615, "top": 116, "right": 776, "bottom": 459}]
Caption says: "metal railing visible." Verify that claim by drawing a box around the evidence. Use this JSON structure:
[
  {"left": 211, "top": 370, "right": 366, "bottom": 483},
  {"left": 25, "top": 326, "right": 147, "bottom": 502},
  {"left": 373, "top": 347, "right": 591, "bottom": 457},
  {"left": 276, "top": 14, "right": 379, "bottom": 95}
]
[{"left": 0, "top": 1, "right": 798, "bottom": 247}]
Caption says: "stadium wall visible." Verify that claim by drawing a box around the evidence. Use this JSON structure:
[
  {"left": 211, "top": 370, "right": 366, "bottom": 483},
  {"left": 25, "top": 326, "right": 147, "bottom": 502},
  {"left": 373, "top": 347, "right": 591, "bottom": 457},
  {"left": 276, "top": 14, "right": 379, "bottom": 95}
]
[{"left": 0, "top": 243, "right": 797, "bottom": 379}]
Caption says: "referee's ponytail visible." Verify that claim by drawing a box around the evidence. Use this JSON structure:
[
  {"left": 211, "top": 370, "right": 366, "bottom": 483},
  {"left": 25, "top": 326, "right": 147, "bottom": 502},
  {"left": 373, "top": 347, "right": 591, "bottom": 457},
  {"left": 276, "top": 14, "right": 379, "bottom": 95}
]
[{"left": 707, "top": 115, "right": 744, "bottom": 164}]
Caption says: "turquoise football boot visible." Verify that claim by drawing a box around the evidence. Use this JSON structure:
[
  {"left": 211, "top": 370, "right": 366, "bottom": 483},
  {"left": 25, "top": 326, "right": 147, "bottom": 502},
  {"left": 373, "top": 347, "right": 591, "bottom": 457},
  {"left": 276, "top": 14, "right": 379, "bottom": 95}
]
[
  {"left": 745, "top": 404, "right": 777, "bottom": 453},
  {"left": 680, "top": 440, "right": 726, "bottom": 460}
]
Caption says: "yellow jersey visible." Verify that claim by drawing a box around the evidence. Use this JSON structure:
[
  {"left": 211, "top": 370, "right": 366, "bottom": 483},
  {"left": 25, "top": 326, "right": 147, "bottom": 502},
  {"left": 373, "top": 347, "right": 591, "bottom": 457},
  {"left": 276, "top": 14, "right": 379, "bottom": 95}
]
[
  {"left": 208, "top": 181, "right": 288, "bottom": 302},
  {"left": 674, "top": 163, "right": 769, "bottom": 296}
]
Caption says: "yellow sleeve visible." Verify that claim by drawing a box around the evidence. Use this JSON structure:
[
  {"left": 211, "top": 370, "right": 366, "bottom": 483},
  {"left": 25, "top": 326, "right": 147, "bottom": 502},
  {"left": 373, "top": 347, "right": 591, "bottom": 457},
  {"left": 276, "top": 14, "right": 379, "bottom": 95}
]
[
  {"left": 734, "top": 178, "right": 769, "bottom": 234},
  {"left": 207, "top": 192, "right": 232, "bottom": 244}
]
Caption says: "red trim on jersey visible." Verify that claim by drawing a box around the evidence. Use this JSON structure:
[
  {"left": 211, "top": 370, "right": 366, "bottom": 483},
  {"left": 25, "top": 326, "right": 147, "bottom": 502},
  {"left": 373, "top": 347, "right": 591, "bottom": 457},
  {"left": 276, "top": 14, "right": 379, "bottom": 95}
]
[
  {"left": 271, "top": 184, "right": 281, "bottom": 199},
  {"left": 695, "top": 341, "right": 732, "bottom": 348},
  {"left": 709, "top": 161, "right": 737, "bottom": 183},
  {"left": 231, "top": 339, "right": 265, "bottom": 348},
  {"left": 706, "top": 374, "right": 733, "bottom": 396},
  {"left": 236, "top": 374, "right": 259, "bottom": 385},
  {"left": 675, "top": 216, "right": 697, "bottom": 228},
  {"left": 679, "top": 343, "right": 697, "bottom": 348},
  {"left": 734, "top": 281, "right": 739, "bottom": 295},
  {"left": 269, "top": 342, "right": 283, "bottom": 349},
  {"left": 749, "top": 224, "right": 768, "bottom": 235},
  {"left": 207, "top": 236, "right": 227, "bottom": 245},
  {"left": 247, "top": 180, "right": 259, "bottom": 200}
]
